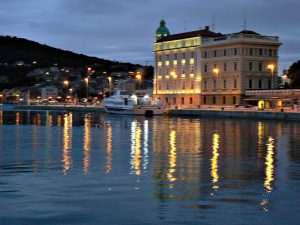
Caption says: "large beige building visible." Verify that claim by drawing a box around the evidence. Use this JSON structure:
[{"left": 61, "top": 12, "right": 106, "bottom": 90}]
[{"left": 153, "top": 20, "right": 281, "bottom": 107}]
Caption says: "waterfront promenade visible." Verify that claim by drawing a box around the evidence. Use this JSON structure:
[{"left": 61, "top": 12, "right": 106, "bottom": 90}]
[{"left": 12, "top": 104, "right": 300, "bottom": 121}]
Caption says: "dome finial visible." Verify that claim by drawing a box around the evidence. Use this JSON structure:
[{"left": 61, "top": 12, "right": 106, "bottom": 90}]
[{"left": 155, "top": 20, "right": 170, "bottom": 41}]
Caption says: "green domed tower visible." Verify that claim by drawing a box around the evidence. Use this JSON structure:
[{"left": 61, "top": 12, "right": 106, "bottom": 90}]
[{"left": 155, "top": 20, "right": 170, "bottom": 40}]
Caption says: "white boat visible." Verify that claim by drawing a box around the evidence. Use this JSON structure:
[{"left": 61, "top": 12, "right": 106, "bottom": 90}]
[{"left": 102, "top": 90, "right": 164, "bottom": 116}]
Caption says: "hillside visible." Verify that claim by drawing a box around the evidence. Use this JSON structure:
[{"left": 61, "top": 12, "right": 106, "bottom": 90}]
[{"left": 0, "top": 35, "right": 138, "bottom": 68}]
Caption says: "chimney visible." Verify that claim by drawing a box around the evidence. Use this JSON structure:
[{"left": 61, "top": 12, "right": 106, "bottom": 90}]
[{"left": 205, "top": 26, "right": 210, "bottom": 31}]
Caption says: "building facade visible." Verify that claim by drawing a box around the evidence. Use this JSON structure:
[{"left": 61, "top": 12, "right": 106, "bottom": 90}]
[{"left": 153, "top": 20, "right": 281, "bottom": 107}]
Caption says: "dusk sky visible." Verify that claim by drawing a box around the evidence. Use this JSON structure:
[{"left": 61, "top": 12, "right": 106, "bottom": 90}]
[{"left": 0, "top": 0, "right": 299, "bottom": 73}]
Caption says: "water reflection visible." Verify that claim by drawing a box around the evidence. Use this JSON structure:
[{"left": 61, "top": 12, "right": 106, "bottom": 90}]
[
  {"left": 63, "top": 113, "right": 73, "bottom": 174},
  {"left": 265, "top": 136, "right": 275, "bottom": 192},
  {"left": 211, "top": 132, "right": 220, "bottom": 191},
  {"left": 83, "top": 115, "right": 91, "bottom": 174},
  {"left": 106, "top": 122, "right": 112, "bottom": 174},
  {"left": 167, "top": 130, "right": 177, "bottom": 183},
  {"left": 0, "top": 110, "right": 2, "bottom": 124},
  {"left": 143, "top": 120, "right": 149, "bottom": 170},
  {"left": 130, "top": 121, "right": 142, "bottom": 176}
]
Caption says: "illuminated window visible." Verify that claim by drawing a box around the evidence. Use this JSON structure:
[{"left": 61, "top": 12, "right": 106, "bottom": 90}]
[
  {"left": 181, "top": 59, "right": 186, "bottom": 65},
  {"left": 165, "top": 61, "right": 170, "bottom": 66},
  {"left": 173, "top": 60, "right": 177, "bottom": 66},
  {"left": 190, "top": 58, "right": 194, "bottom": 65},
  {"left": 158, "top": 62, "right": 162, "bottom": 67}
]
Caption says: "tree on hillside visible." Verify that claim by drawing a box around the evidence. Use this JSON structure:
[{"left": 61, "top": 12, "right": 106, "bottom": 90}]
[{"left": 287, "top": 60, "right": 300, "bottom": 88}]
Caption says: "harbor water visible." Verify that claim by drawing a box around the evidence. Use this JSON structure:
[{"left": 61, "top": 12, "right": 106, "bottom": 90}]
[{"left": 0, "top": 106, "right": 300, "bottom": 224}]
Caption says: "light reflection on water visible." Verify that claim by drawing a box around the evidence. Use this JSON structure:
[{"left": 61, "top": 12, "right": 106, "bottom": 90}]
[{"left": 0, "top": 110, "right": 300, "bottom": 224}]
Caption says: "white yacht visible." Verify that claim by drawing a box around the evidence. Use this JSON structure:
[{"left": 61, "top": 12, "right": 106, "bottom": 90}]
[{"left": 102, "top": 90, "right": 164, "bottom": 116}]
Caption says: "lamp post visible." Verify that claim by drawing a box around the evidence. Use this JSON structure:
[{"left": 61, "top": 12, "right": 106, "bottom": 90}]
[
  {"left": 267, "top": 64, "right": 275, "bottom": 89},
  {"left": 136, "top": 72, "right": 142, "bottom": 90},
  {"left": 213, "top": 68, "right": 219, "bottom": 90},
  {"left": 107, "top": 76, "right": 112, "bottom": 96},
  {"left": 84, "top": 77, "right": 89, "bottom": 99}
]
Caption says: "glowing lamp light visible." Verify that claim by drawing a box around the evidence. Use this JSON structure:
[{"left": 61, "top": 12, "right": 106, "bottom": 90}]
[
  {"left": 267, "top": 64, "right": 275, "bottom": 70},
  {"left": 213, "top": 68, "right": 219, "bottom": 75},
  {"left": 63, "top": 80, "right": 69, "bottom": 86}
]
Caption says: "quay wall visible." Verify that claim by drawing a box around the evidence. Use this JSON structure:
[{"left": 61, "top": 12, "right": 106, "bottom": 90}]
[
  {"left": 14, "top": 105, "right": 105, "bottom": 113},
  {"left": 168, "top": 109, "right": 300, "bottom": 121}
]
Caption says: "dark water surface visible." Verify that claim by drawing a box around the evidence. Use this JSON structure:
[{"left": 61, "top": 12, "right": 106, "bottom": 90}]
[{"left": 0, "top": 107, "right": 300, "bottom": 224}]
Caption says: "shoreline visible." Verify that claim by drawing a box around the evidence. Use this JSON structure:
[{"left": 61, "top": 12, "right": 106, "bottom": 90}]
[{"left": 7, "top": 104, "right": 300, "bottom": 121}]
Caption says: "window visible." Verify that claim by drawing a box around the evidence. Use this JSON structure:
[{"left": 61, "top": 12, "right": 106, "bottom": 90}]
[
  {"left": 268, "top": 80, "right": 271, "bottom": 89},
  {"left": 223, "top": 96, "right": 226, "bottom": 104},
  {"left": 214, "top": 80, "right": 217, "bottom": 89},
  {"left": 159, "top": 55, "right": 161, "bottom": 61},
  {"left": 166, "top": 83, "right": 169, "bottom": 90},
  {"left": 191, "top": 52, "right": 194, "bottom": 58},
  {"left": 250, "top": 48, "right": 253, "bottom": 56},
  {"left": 204, "top": 64, "right": 208, "bottom": 73},
  {"left": 249, "top": 79, "right": 252, "bottom": 89},
  {"left": 159, "top": 83, "right": 161, "bottom": 90},
  {"left": 182, "top": 68, "right": 185, "bottom": 74},
  {"left": 259, "top": 80, "right": 262, "bottom": 89},
  {"left": 259, "top": 63, "right": 263, "bottom": 72},
  {"left": 190, "top": 65, "right": 194, "bottom": 74},
  {"left": 269, "top": 49, "right": 272, "bottom": 56},
  {"left": 214, "top": 64, "right": 217, "bottom": 69},
  {"left": 166, "top": 67, "right": 169, "bottom": 75},
  {"left": 182, "top": 82, "right": 185, "bottom": 89},
  {"left": 181, "top": 97, "right": 184, "bottom": 104},
  {"left": 224, "top": 63, "right": 227, "bottom": 71},
  {"left": 173, "top": 97, "right": 176, "bottom": 104},
  {"left": 204, "top": 80, "right": 207, "bottom": 89},
  {"left": 214, "top": 50, "right": 217, "bottom": 57},
  {"left": 234, "top": 62, "right": 238, "bottom": 71},
  {"left": 213, "top": 96, "right": 216, "bottom": 104},
  {"left": 233, "top": 96, "right": 236, "bottom": 104},
  {"left": 203, "top": 96, "right": 207, "bottom": 104},
  {"left": 259, "top": 49, "right": 263, "bottom": 56},
  {"left": 223, "top": 80, "right": 227, "bottom": 89},
  {"left": 174, "top": 54, "right": 177, "bottom": 60},
  {"left": 183, "top": 52, "right": 186, "bottom": 59},
  {"left": 234, "top": 79, "right": 237, "bottom": 88},
  {"left": 190, "top": 97, "right": 193, "bottom": 104},
  {"left": 224, "top": 49, "right": 227, "bottom": 56},
  {"left": 165, "top": 97, "right": 168, "bottom": 103},
  {"left": 249, "top": 62, "right": 253, "bottom": 71},
  {"left": 204, "top": 51, "right": 208, "bottom": 58},
  {"left": 234, "top": 48, "right": 237, "bottom": 55},
  {"left": 166, "top": 54, "right": 169, "bottom": 60},
  {"left": 191, "top": 83, "right": 194, "bottom": 89}
]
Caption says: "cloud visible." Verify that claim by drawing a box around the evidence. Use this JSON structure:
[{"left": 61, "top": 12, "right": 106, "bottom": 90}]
[{"left": 0, "top": 0, "right": 299, "bottom": 71}]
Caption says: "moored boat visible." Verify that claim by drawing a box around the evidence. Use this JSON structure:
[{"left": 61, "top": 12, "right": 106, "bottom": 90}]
[{"left": 102, "top": 90, "right": 164, "bottom": 116}]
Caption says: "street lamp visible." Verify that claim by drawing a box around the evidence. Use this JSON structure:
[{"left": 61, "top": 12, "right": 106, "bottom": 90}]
[
  {"left": 136, "top": 72, "right": 142, "bottom": 90},
  {"left": 107, "top": 76, "right": 112, "bottom": 95},
  {"left": 213, "top": 68, "right": 219, "bottom": 77},
  {"left": 267, "top": 64, "right": 275, "bottom": 89},
  {"left": 84, "top": 77, "right": 89, "bottom": 99}
]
